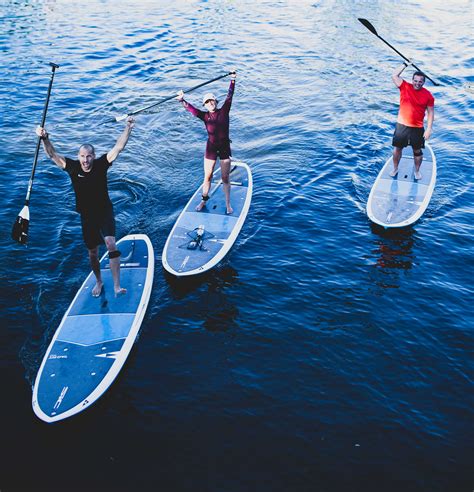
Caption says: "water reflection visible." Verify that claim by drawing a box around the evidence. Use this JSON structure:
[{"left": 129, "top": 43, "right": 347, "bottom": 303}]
[
  {"left": 164, "top": 265, "right": 240, "bottom": 332},
  {"left": 164, "top": 264, "right": 238, "bottom": 297},
  {"left": 368, "top": 223, "right": 416, "bottom": 290},
  {"left": 370, "top": 223, "right": 416, "bottom": 270}
]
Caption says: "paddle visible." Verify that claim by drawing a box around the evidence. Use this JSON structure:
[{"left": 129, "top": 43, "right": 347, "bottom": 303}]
[
  {"left": 107, "top": 71, "right": 235, "bottom": 123},
  {"left": 358, "top": 18, "right": 440, "bottom": 86},
  {"left": 12, "top": 62, "right": 59, "bottom": 245}
]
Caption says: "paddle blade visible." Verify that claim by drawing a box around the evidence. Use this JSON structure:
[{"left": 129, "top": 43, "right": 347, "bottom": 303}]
[
  {"left": 12, "top": 205, "right": 30, "bottom": 245},
  {"left": 358, "top": 18, "right": 378, "bottom": 35},
  {"left": 102, "top": 113, "right": 128, "bottom": 125}
]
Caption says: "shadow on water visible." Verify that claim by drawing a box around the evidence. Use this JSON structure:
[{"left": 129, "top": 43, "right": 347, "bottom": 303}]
[
  {"left": 163, "top": 265, "right": 240, "bottom": 332},
  {"left": 163, "top": 264, "right": 239, "bottom": 298}
]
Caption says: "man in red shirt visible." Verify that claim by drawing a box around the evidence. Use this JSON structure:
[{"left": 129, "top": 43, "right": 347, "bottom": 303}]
[{"left": 391, "top": 61, "right": 435, "bottom": 180}]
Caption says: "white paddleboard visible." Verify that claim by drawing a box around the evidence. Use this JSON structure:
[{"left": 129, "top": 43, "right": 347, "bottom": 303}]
[
  {"left": 32, "top": 234, "right": 154, "bottom": 423},
  {"left": 367, "top": 142, "right": 436, "bottom": 228},
  {"left": 162, "top": 161, "right": 252, "bottom": 276}
]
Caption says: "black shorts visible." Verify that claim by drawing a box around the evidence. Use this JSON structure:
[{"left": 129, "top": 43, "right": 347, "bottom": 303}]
[
  {"left": 80, "top": 207, "right": 116, "bottom": 250},
  {"left": 392, "top": 123, "right": 425, "bottom": 149}
]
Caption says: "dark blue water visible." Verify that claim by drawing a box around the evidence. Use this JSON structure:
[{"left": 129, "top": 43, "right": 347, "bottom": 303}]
[{"left": 1, "top": 2, "right": 472, "bottom": 491}]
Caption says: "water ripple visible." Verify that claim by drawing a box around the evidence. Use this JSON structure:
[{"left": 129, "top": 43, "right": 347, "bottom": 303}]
[{"left": 0, "top": 2, "right": 472, "bottom": 490}]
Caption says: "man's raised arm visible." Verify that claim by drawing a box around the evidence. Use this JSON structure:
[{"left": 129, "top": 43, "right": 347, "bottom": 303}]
[
  {"left": 36, "top": 126, "right": 66, "bottom": 169},
  {"left": 107, "top": 117, "right": 135, "bottom": 164}
]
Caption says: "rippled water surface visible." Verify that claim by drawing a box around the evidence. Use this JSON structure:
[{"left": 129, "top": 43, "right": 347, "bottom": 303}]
[{"left": 1, "top": 1, "right": 473, "bottom": 491}]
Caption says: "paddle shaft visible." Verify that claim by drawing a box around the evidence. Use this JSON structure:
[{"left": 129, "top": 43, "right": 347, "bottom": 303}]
[
  {"left": 358, "top": 18, "right": 439, "bottom": 86},
  {"left": 113, "top": 71, "right": 234, "bottom": 122},
  {"left": 25, "top": 63, "right": 59, "bottom": 205}
]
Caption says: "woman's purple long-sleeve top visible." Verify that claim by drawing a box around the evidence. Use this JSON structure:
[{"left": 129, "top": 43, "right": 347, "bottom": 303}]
[{"left": 182, "top": 79, "right": 235, "bottom": 145}]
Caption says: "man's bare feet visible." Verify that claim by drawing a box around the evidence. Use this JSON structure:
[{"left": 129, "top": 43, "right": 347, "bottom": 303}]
[
  {"left": 114, "top": 287, "right": 127, "bottom": 297},
  {"left": 414, "top": 171, "right": 422, "bottom": 180},
  {"left": 226, "top": 205, "right": 233, "bottom": 215},
  {"left": 92, "top": 281, "right": 103, "bottom": 297},
  {"left": 389, "top": 168, "right": 398, "bottom": 177}
]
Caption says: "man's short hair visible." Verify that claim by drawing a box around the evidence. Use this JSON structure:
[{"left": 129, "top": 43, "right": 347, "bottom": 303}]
[
  {"left": 412, "top": 71, "right": 426, "bottom": 82},
  {"left": 79, "top": 144, "right": 95, "bottom": 154}
]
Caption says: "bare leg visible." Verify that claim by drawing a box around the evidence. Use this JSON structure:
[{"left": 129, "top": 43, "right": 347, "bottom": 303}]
[
  {"left": 391, "top": 147, "right": 402, "bottom": 177},
  {"left": 220, "top": 158, "right": 233, "bottom": 214},
  {"left": 104, "top": 236, "right": 126, "bottom": 296},
  {"left": 196, "top": 158, "right": 216, "bottom": 211},
  {"left": 89, "top": 247, "right": 103, "bottom": 297},
  {"left": 413, "top": 148, "right": 423, "bottom": 180}
]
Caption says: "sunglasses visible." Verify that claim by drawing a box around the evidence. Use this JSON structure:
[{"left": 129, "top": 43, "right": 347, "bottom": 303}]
[{"left": 204, "top": 99, "right": 215, "bottom": 105}]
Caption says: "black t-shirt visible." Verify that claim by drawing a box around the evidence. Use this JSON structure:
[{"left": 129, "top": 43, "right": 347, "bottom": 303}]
[{"left": 64, "top": 153, "right": 112, "bottom": 216}]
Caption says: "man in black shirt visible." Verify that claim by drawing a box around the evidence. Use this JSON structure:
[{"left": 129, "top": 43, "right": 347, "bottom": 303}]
[{"left": 36, "top": 117, "right": 135, "bottom": 297}]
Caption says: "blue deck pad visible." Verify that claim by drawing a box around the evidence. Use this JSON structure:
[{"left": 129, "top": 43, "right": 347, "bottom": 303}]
[
  {"left": 380, "top": 154, "right": 433, "bottom": 185},
  {"left": 179, "top": 210, "right": 239, "bottom": 232},
  {"left": 371, "top": 193, "right": 423, "bottom": 224},
  {"left": 187, "top": 184, "right": 248, "bottom": 219},
  {"left": 99, "top": 237, "right": 150, "bottom": 269},
  {"left": 375, "top": 178, "right": 429, "bottom": 199},
  {"left": 37, "top": 338, "right": 125, "bottom": 417},
  {"left": 69, "top": 268, "right": 148, "bottom": 316},
  {"left": 58, "top": 313, "right": 136, "bottom": 345}
]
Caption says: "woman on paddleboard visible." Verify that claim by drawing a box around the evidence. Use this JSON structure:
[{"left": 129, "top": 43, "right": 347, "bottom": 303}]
[
  {"left": 176, "top": 70, "right": 237, "bottom": 214},
  {"left": 35, "top": 117, "right": 135, "bottom": 297}
]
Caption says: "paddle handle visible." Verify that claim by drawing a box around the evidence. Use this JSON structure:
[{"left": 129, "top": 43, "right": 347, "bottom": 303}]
[
  {"left": 111, "top": 71, "right": 234, "bottom": 122},
  {"left": 25, "top": 62, "right": 59, "bottom": 204}
]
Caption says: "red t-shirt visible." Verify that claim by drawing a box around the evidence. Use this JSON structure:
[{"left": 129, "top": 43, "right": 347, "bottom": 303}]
[{"left": 397, "top": 80, "right": 435, "bottom": 128}]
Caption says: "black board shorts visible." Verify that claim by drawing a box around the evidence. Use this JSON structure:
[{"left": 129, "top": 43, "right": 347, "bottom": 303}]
[
  {"left": 392, "top": 123, "right": 425, "bottom": 149},
  {"left": 80, "top": 207, "right": 116, "bottom": 250}
]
